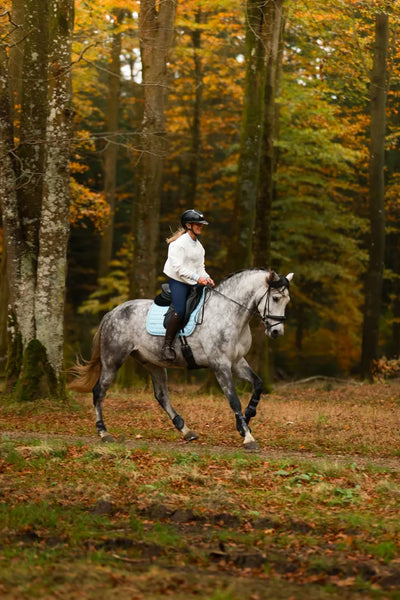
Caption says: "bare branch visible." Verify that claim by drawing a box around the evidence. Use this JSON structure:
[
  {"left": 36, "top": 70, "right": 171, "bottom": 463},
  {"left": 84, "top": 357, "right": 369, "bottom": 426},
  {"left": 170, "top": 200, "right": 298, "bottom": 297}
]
[
  {"left": 0, "top": 8, "right": 27, "bottom": 46},
  {"left": 70, "top": 43, "right": 97, "bottom": 68},
  {"left": 0, "top": 9, "right": 21, "bottom": 28}
]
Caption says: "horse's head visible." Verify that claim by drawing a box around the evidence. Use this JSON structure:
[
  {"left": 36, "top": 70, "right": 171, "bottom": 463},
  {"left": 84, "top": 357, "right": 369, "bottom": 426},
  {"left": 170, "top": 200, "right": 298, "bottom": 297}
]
[{"left": 258, "top": 271, "right": 293, "bottom": 338}]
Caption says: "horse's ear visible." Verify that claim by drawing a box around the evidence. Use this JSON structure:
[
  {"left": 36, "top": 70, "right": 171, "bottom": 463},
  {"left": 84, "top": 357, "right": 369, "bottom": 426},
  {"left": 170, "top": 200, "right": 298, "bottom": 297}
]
[
  {"left": 265, "top": 270, "right": 278, "bottom": 285},
  {"left": 286, "top": 273, "right": 294, "bottom": 282}
]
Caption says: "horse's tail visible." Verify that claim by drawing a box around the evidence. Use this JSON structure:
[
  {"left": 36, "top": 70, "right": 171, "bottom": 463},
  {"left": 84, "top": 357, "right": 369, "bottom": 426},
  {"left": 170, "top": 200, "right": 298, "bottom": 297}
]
[{"left": 67, "top": 326, "right": 102, "bottom": 393}]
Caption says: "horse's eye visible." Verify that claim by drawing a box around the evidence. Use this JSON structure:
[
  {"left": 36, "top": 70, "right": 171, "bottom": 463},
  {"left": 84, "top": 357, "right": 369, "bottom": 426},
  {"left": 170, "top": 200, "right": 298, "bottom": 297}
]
[{"left": 272, "top": 296, "right": 280, "bottom": 303}]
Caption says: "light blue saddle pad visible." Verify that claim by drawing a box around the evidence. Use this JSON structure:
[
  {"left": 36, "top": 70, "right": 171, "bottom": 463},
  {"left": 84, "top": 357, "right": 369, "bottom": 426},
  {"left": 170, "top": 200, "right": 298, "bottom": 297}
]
[{"left": 146, "top": 289, "right": 206, "bottom": 337}]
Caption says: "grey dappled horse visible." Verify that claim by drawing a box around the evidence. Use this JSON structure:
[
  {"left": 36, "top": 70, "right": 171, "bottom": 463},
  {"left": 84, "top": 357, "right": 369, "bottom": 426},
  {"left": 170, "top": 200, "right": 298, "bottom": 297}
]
[{"left": 68, "top": 269, "right": 293, "bottom": 450}]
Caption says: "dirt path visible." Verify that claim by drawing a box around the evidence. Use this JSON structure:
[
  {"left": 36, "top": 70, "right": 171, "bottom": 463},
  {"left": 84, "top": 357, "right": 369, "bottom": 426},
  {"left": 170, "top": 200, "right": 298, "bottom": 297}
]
[{"left": 1, "top": 429, "right": 399, "bottom": 472}]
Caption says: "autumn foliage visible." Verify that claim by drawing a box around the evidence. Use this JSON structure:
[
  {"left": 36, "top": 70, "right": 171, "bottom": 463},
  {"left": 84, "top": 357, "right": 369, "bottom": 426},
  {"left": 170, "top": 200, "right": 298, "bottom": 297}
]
[{"left": 1, "top": 0, "right": 400, "bottom": 379}]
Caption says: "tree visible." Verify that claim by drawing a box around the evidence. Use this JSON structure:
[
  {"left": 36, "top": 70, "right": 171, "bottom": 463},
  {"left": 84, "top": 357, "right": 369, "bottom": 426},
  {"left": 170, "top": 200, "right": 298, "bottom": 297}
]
[
  {"left": 0, "top": 1, "right": 24, "bottom": 374},
  {"left": 130, "top": 0, "right": 177, "bottom": 299},
  {"left": 0, "top": 230, "right": 7, "bottom": 374},
  {"left": 231, "top": 0, "right": 266, "bottom": 269},
  {"left": 254, "top": 0, "right": 284, "bottom": 266},
  {"left": 0, "top": 0, "right": 74, "bottom": 399},
  {"left": 361, "top": 12, "right": 389, "bottom": 379},
  {"left": 186, "top": 7, "right": 203, "bottom": 205},
  {"left": 98, "top": 11, "right": 123, "bottom": 279}
]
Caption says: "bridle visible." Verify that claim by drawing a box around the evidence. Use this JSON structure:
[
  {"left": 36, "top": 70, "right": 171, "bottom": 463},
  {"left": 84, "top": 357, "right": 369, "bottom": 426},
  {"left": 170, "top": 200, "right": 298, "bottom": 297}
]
[
  {"left": 257, "top": 288, "right": 288, "bottom": 333},
  {"left": 207, "top": 275, "right": 290, "bottom": 332}
]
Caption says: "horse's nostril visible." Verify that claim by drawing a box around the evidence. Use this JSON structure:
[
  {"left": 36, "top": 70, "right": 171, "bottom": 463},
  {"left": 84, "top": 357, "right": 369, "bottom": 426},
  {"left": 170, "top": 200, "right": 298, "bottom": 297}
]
[{"left": 271, "top": 329, "right": 279, "bottom": 339}]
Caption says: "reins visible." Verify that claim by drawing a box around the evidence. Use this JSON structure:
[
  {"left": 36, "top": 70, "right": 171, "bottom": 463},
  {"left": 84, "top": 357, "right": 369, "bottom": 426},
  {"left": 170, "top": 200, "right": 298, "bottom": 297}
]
[{"left": 205, "top": 279, "right": 288, "bottom": 331}]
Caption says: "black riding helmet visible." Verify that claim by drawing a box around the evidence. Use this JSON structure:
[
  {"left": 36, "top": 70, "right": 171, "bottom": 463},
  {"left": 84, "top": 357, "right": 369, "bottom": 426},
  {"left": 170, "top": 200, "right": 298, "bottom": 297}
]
[{"left": 181, "top": 209, "right": 209, "bottom": 229}]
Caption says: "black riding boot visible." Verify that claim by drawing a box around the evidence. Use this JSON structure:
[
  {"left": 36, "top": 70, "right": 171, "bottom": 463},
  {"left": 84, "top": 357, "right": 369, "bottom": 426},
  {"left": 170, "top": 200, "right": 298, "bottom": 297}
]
[{"left": 161, "top": 312, "right": 182, "bottom": 361}]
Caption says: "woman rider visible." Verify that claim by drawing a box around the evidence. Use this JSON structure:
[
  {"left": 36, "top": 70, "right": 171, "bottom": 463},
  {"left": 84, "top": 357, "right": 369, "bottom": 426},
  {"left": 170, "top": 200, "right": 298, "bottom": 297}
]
[{"left": 162, "top": 209, "right": 215, "bottom": 361}]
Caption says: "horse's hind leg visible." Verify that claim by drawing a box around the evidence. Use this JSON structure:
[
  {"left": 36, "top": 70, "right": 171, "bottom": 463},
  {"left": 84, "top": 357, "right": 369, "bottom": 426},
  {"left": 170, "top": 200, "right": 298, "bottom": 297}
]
[
  {"left": 233, "top": 358, "right": 263, "bottom": 427},
  {"left": 93, "top": 369, "right": 117, "bottom": 443},
  {"left": 146, "top": 365, "right": 199, "bottom": 442}
]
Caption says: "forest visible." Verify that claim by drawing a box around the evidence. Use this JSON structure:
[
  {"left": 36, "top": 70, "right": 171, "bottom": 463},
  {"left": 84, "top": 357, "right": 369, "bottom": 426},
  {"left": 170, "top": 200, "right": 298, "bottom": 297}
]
[{"left": 1, "top": 0, "right": 400, "bottom": 399}]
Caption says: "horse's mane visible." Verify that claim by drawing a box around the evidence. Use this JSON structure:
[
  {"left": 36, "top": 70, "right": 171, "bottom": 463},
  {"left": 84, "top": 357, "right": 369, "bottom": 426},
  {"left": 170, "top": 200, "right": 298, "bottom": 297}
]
[{"left": 216, "top": 268, "right": 270, "bottom": 289}]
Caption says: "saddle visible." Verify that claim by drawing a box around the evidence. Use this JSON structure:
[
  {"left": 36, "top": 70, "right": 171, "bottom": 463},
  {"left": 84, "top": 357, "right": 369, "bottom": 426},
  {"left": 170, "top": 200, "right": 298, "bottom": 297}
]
[
  {"left": 146, "top": 284, "right": 206, "bottom": 369},
  {"left": 154, "top": 283, "right": 205, "bottom": 329}
]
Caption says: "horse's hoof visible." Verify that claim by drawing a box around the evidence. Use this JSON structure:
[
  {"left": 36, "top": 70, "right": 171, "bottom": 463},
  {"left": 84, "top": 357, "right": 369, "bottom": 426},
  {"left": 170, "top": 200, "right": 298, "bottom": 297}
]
[
  {"left": 100, "top": 433, "right": 115, "bottom": 443},
  {"left": 244, "top": 440, "right": 259, "bottom": 452},
  {"left": 184, "top": 430, "right": 199, "bottom": 442}
]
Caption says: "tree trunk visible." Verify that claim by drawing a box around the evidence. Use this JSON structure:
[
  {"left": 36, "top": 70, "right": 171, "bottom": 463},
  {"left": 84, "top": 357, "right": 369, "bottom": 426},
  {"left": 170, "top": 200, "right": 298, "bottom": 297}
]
[
  {"left": 253, "top": 0, "right": 284, "bottom": 267},
  {"left": 18, "top": 0, "right": 48, "bottom": 262},
  {"left": 4, "top": 0, "right": 48, "bottom": 356},
  {"left": 0, "top": 0, "right": 74, "bottom": 399},
  {"left": 0, "top": 245, "right": 7, "bottom": 375},
  {"left": 0, "top": 1, "right": 24, "bottom": 373},
  {"left": 8, "top": 0, "right": 24, "bottom": 127},
  {"left": 361, "top": 13, "right": 389, "bottom": 380},
  {"left": 98, "top": 17, "right": 122, "bottom": 279},
  {"left": 247, "top": 0, "right": 285, "bottom": 384},
  {"left": 187, "top": 8, "right": 203, "bottom": 205},
  {"left": 391, "top": 239, "right": 400, "bottom": 356},
  {"left": 35, "top": 0, "right": 74, "bottom": 380},
  {"left": 0, "top": 29, "right": 31, "bottom": 383},
  {"left": 230, "top": 0, "right": 266, "bottom": 270},
  {"left": 131, "top": 0, "right": 176, "bottom": 299}
]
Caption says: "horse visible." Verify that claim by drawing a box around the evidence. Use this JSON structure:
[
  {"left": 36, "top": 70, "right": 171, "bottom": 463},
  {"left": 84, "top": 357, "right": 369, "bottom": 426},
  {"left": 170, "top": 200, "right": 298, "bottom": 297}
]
[{"left": 68, "top": 269, "right": 293, "bottom": 451}]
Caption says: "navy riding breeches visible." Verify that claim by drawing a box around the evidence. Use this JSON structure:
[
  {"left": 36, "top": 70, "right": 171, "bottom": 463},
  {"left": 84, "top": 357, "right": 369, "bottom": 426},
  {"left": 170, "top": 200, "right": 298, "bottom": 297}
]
[{"left": 168, "top": 278, "right": 191, "bottom": 317}]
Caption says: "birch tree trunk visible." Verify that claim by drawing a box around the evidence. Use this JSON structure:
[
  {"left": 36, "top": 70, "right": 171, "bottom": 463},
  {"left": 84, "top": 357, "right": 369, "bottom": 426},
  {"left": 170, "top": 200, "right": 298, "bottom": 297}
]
[
  {"left": 361, "top": 13, "right": 389, "bottom": 380},
  {"left": 0, "top": 16, "right": 37, "bottom": 382},
  {"left": 35, "top": 0, "right": 74, "bottom": 380},
  {"left": 130, "top": 0, "right": 176, "bottom": 298},
  {"left": 10, "top": 0, "right": 49, "bottom": 348}
]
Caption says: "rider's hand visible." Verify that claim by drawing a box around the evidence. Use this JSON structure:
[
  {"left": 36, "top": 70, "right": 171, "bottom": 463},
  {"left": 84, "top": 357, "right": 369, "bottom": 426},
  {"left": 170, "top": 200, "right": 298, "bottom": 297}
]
[{"left": 198, "top": 277, "right": 215, "bottom": 287}]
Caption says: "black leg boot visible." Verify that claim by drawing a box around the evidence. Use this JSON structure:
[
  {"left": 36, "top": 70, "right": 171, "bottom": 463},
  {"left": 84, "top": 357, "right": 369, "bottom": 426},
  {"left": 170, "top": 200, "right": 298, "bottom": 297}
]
[{"left": 161, "top": 312, "right": 182, "bottom": 361}]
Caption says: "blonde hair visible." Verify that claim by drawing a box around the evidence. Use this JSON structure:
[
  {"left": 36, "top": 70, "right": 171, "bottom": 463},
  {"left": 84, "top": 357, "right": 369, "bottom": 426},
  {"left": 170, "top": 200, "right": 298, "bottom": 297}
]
[{"left": 166, "top": 226, "right": 185, "bottom": 244}]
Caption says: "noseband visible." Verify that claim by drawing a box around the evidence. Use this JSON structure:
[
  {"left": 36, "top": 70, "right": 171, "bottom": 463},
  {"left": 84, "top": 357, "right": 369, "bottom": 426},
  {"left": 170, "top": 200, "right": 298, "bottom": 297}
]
[{"left": 208, "top": 275, "right": 290, "bottom": 330}]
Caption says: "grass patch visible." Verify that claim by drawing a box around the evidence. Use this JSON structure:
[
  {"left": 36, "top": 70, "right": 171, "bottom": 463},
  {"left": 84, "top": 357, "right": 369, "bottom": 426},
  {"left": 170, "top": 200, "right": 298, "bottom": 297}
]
[
  {"left": 0, "top": 442, "right": 26, "bottom": 467},
  {"left": 1, "top": 383, "right": 400, "bottom": 598}
]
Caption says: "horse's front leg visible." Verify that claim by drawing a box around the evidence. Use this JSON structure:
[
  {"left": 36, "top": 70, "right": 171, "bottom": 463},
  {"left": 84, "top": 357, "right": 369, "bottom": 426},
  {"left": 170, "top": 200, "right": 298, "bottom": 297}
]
[
  {"left": 146, "top": 365, "right": 199, "bottom": 442},
  {"left": 213, "top": 362, "right": 259, "bottom": 451},
  {"left": 233, "top": 358, "right": 263, "bottom": 428}
]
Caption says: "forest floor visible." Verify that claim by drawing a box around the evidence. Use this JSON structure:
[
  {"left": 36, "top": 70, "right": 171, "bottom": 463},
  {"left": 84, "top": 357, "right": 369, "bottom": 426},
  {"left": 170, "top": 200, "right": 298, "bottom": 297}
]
[{"left": 0, "top": 378, "right": 400, "bottom": 599}]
